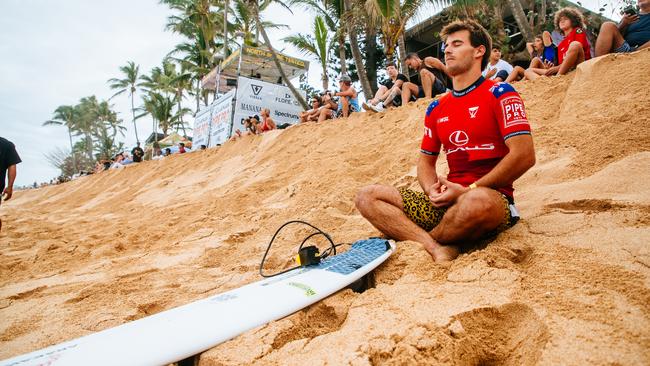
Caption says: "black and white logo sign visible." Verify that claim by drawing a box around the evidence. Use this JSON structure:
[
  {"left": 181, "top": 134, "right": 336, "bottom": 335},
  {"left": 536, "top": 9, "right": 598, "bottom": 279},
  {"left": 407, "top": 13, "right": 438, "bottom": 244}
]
[{"left": 251, "top": 84, "right": 263, "bottom": 96}]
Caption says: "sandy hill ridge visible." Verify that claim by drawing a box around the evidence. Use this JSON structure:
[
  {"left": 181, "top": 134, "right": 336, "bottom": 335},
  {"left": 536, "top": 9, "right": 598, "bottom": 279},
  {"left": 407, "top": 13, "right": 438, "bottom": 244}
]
[{"left": 1, "top": 49, "right": 649, "bottom": 365}]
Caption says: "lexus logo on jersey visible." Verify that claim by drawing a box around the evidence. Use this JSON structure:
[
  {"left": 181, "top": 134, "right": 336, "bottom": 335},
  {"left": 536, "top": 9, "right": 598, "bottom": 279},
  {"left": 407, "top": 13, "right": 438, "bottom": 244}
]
[
  {"left": 468, "top": 106, "right": 479, "bottom": 118},
  {"left": 449, "top": 130, "right": 469, "bottom": 146},
  {"left": 251, "top": 84, "right": 263, "bottom": 96}
]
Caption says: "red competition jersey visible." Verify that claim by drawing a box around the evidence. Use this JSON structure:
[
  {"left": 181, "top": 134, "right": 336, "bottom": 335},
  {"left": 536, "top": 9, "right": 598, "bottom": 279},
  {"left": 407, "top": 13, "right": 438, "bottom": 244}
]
[
  {"left": 558, "top": 27, "right": 591, "bottom": 64},
  {"left": 421, "top": 77, "right": 531, "bottom": 199}
]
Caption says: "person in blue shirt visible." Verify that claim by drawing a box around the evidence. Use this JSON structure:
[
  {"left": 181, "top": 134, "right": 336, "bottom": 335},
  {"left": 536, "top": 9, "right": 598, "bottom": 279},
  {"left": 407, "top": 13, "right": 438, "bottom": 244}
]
[
  {"left": 506, "top": 31, "right": 558, "bottom": 83},
  {"left": 595, "top": 0, "right": 650, "bottom": 56}
]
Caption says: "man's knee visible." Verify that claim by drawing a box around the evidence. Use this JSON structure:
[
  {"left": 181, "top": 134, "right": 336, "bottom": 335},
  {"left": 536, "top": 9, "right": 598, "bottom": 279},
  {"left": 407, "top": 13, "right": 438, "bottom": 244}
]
[
  {"left": 453, "top": 188, "right": 497, "bottom": 223},
  {"left": 568, "top": 41, "right": 584, "bottom": 53},
  {"left": 355, "top": 184, "right": 397, "bottom": 212},
  {"left": 600, "top": 21, "right": 618, "bottom": 34}
]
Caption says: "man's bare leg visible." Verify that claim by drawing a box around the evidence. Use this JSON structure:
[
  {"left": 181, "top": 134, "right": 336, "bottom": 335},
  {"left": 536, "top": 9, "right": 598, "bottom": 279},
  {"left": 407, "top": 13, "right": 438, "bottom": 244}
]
[
  {"left": 383, "top": 87, "right": 401, "bottom": 107},
  {"left": 318, "top": 108, "right": 332, "bottom": 122},
  {"left": 401, "top": 82, "right": 419, "bottom": 104},
  {"left": 558, "top": 41, "right": 585, "bottom": 75},
  {"left": 370, "top": 86, "right": 388, "bottom": 105},
  {"left": 523, "top": 67, "right": 547, "bottom": 81},
  {"left": 505, "top": 66, "right": 525, "bottom": 83},
  {"left": 355, "top": 185, "right": 451, "bottom": 261},
  {"left": 420, "top": 69, "right": 434, "bottom": 98},
  {"left": 529, "top": 58, "right": 543, "bottom": 69},
  {"left": 430, "top": 188, "right": 507, "bottom": 246},
  {"left": 340, "top": 97, "right": 350, "bottom": 117},
  {"left": 596, "top": 22, "right": 626, "bottom": 56}
]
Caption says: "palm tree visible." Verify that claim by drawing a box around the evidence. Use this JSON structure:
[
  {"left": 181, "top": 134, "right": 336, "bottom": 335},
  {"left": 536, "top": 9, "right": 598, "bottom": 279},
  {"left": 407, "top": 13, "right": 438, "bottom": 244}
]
[
  {"left": 244, "top": 0, "right": 309, "bottom": 109},
  {"left": 364, "top": 0, "right": 424, "bottom": 62},
  {"left": 108, "top": 61, "right": 143, "bottom": 144},
  {"left": 43, "top": 105, "right": 79, "bottom": 174},
  {"left": 283, "top": 16, "right": 334, "bottom": 90},
  {"left": 343, "top": 0, "right": 373, "bottom": 99}
]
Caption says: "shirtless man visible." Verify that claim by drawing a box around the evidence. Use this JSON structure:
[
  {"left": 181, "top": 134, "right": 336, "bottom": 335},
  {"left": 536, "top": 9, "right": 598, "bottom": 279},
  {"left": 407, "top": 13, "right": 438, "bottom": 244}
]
[
  {"left": 355, "top": 20, "right": 536, "bottom": 262},
  {"left": 401, "top": 53, "right": 448, "bottom": 103}
]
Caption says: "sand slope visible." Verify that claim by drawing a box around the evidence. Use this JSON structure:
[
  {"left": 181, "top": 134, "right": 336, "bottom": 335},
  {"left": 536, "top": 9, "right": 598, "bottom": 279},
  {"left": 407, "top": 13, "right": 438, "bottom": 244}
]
[{"left": 1, "top": 49, "right": 649, "bottom": 365}]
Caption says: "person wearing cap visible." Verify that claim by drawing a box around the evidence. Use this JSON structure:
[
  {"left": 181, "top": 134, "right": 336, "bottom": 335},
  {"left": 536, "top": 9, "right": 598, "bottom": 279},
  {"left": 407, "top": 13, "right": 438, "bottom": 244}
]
[{"left": 318, "top": 74, "right": 359, "bottom": 122}]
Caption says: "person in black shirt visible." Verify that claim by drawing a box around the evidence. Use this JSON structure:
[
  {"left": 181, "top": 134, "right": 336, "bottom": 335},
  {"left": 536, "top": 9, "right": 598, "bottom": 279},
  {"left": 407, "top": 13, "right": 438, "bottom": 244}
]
[
  {"left": 1, "top": 137, "right": 21, "bottom": 231},
  {"left": 131, "top": 142, "right": 144, "bottom": 163},
  {"left": 362, "top": 63, "right": 408, "bottom": 113},
  {"left": 401, "top": 53, "right": 448, "bottom": 103}
]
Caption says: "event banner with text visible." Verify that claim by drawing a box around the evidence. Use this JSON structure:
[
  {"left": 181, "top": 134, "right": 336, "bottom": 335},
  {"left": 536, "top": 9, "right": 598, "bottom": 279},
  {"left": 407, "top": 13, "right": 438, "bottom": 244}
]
[
  {"left": 232, "top": 77, "right": 306, "bottom": 133},
  {"left": 208, "top": 89, "right": 236, "bottom": 147},
  {"left": 192, "top": 106, "right": 211, "bottom": 148}
]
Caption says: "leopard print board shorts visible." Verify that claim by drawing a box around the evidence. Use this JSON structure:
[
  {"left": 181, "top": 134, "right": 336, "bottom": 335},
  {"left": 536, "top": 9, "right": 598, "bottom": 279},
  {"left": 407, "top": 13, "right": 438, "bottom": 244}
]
[{"left": 398, "top": 188, "right": 519, "bottom": 234}]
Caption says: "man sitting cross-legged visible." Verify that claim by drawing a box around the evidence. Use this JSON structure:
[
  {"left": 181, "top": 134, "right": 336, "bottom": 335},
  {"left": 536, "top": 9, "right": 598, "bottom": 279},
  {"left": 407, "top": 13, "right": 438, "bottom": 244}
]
[
  {"left": 355, "top": 20, "right": 536, "bottom": 262},
  {"left": 362, "top": 62, "right": 408, "bottom": 113},
  {"left": 595, "top": 0, "right": 650, "bottom": 56},
  {"left": 401, "top": 53, "right": 448, "bottom": 103},
  {"left": 482, "top": 46, "right": 514, "bottom": 82},
  {"left": 524, "top": 7, "right": 591, "bottom": 80}
]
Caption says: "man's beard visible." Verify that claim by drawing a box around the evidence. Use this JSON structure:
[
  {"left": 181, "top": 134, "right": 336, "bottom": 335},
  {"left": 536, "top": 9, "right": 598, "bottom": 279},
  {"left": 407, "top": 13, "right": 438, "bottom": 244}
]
[{"left": 446, "top": 57, "right": 473, "bottom": 77}]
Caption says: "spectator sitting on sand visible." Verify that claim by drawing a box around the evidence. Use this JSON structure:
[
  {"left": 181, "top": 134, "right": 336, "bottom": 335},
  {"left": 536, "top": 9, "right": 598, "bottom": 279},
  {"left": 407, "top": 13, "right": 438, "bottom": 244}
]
[
  {"left": 131, "top": 142, "right": 144, "bottom": 163},
  {"left": 152, "top": 150, "right": 164, "bottom": 160},
  {"left": 506, "top": 32, "right": 558, "bottom": 83},
  {"left": 524, "top": 7, "right": 591, "bottom": 80},
  {"left": 164, "top": 148, "right": 172, "bottom": 156},
  {"left": 110, "top": 153, "right": 125, "bottom": 169},
  {"left": 363, "top": 62, "right": 408, "bottom": 113},
  {"left": 482, "top": 46, "right": 513, "bottom": 82},
  {"left": 595, "top": 0, "right": 650, "bottom": 56},
  {"left": 300, "top": 97, "right": 322, "bottom": 122},
  {"left": 401, "top": 53, "right": 448, "bottom": 104},
  {"left": 121, "top": 152, "right": 133, "bottom": 165},
  {"left": 355, "top": 19, "right": 536, "bottom": 263},
  {"left": 318, "top": 75, "right": 359, "bottom": 122},
  {"left": 178, "top": 142, "right": 187, "bottom": 154},
  {"left": 258, "top": 108, "right": 276, "bottom": 132}
]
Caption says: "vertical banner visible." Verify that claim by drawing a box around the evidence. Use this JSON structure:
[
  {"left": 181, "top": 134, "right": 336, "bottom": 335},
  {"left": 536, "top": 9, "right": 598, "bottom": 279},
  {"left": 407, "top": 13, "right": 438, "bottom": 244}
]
[
  {"left": 208, "top": 89, "right": 235, "bottom": 147},
  {"left": 232, "top": 76, "right": 306, "bottom": 134},
  {"left": 192, "top": 106, "right": 212, "bottom": 149}
]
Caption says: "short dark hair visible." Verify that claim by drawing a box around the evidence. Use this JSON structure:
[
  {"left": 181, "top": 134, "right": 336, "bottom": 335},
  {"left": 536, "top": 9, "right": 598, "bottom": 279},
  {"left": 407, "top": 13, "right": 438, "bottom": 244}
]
[
  {"left": 405, "top": 52, "right": 419, "bottom": 61},
  {"left": 440, "top": 19, "right": 492, "bottom": 70},
  {"left": 554, "top": 7, "right": 585, "bottom": 29},
  {"left": 385, "top": 62, "right": 397, "bottom": 69}
]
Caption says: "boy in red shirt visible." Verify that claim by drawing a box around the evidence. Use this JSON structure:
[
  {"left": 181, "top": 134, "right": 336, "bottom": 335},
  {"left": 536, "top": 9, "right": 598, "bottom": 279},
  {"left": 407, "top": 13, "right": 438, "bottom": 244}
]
[{"left": 525, "top": 7, "right": 591, "bottom": 80}]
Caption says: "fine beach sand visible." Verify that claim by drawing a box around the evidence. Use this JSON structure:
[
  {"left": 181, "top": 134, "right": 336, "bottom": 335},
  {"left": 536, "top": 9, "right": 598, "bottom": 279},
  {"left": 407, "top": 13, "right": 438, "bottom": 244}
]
[{"left": 1, "top": 49, "right": 649, "bottom": 365}]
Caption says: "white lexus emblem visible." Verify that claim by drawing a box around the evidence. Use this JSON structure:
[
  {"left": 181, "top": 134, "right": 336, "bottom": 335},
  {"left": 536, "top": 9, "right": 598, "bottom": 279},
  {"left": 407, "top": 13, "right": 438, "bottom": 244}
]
[
  {"left": 468, "top": 106, "right": 479, "bottom": 118},
  {"left": 449, "top": 130, "right": 469, "bottom": 146}
]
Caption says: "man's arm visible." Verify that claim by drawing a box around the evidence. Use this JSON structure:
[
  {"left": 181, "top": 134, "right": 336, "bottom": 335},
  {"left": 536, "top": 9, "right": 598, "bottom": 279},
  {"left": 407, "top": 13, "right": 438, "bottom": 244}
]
[
  {"left": 423, "top": 56, "right": 450, "bottom": 77},
  {"left": 417, "top": 153, "right": 439, "bottom": 196},
  {"left": 3, "top": 165, "right": 17, "bottom": 200},
  {"left": 618, "top": 13, "right": 639, "bottom": 34},
  {"left": 485, "top": 67, "right": 497, "bottom": 79},
  {"left": 336, "top": 87, "right": 356, "bottom": 97},
  {"left": 474, "top": 135, "right": 535, "bottom": 188}
]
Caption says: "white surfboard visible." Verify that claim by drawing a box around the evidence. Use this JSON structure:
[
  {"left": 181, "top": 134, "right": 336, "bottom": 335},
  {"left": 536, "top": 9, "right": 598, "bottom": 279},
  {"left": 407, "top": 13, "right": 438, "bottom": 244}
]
[{"left": 1, "top": 238, "right": 395, "bottom": 366}]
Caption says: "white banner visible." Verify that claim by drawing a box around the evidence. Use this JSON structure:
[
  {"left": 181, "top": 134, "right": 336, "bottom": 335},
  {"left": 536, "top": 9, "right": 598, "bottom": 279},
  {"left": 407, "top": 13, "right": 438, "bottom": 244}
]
[
  {"left": 208, "top": 89, "right": 236, "bottom": 147},
  {"left": 232, "top": 76, "right": 306, "bottom": 133},
  {"left": 192, "top": 106, "right": 211, "bottom": 149}
]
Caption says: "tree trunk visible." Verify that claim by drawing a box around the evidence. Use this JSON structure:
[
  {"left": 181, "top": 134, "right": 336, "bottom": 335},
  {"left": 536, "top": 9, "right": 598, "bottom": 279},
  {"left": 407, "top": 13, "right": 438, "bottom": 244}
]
[
  {"left": 538, "top": 0, "right": 547, "bottom": 32},
  {"left": 398, "top": 32, "right": 408, "bottom": 79},
  {"left": 506, "top": 0, "right": 535, "bottom": 42},
  {"left": 322, "top": 65, "right": 329, "bottom": 91},
  {"left": 85, "top": 133, "right": 93, "bottom": 162},
  {"left": 338, "top": 32, "right": 347, "bottom": 75},
  {"left": 130, "top": 90, "right": 140, "bottom": 144},
  {"left": 343, "top": 0, "right": 372, "bottom": 100},
  {"left": 196, "top": 79, "right": 201, "bottom": 113},
  {"left": 365, "top": 24, "right": 378, "bottom": 95},
  {"left": 254, "top": 8, "right": 308, "bottom": 109},
  {"left": 223, "top": 0, "right": 229, "bottom": 57},
  {"left": 177, "top": 93, "right": 188, "bottom": 137},
  {"left": 68, "top": 127, "right": 77, "bottom": 174}
]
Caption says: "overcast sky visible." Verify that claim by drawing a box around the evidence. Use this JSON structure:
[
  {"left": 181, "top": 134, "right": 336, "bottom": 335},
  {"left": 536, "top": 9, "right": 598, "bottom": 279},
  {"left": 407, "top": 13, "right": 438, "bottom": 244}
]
[
  {"left": 0, "top": 0, "right": 620, "bottom": 187},
  {"left": 0, "top": 0, "right": 313, "bottom": 187}
]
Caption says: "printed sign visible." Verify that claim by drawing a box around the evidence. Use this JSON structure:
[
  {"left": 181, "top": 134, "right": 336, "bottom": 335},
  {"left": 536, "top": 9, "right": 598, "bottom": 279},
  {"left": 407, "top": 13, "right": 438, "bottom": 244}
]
[
  {"left": 209, "top": 89, "right": 236, "bottom": 147},
  {"left": 193, "top": 106, "right": 212, "bottom": 148},
  {"left": 232, "top": 76, "right": 306, "bottom": 134}
]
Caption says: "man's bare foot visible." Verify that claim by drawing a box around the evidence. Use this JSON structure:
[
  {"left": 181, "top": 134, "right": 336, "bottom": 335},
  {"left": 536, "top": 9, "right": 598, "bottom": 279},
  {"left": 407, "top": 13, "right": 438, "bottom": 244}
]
[{"left": 423, "top": 242, "right": 459, "bottom": 262}]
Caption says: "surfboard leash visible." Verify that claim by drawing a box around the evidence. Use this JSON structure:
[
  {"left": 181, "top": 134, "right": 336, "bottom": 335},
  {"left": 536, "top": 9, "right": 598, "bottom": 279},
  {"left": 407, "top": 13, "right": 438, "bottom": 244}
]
[{"left": 259, "top": 220, "right": 349, "bottom": 278}]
